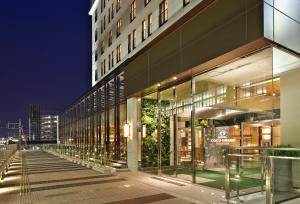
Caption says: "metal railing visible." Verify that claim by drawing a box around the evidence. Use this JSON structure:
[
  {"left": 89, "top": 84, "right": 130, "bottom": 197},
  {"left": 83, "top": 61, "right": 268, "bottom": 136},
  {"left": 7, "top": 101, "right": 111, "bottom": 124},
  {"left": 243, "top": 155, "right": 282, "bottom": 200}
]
[
  {"left": 224, "top": 146, "right": 300, "bottom": 204},
  {"left": 0, "top": 149, "right": 16, "bottom": 182},
  {"left": 42, "top": 144, "right": 127, "bottom": 171}
]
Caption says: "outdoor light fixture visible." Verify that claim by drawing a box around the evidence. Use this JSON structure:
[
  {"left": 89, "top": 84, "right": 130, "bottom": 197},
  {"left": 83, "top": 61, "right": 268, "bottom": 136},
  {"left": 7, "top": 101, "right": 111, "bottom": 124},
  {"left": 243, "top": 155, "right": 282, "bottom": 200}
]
[
  {"left": 142, "top": 125, "right": 147, "bottom": 138},
  {"left": 124, "top": 123, "right": 130, "bottom": 138}
]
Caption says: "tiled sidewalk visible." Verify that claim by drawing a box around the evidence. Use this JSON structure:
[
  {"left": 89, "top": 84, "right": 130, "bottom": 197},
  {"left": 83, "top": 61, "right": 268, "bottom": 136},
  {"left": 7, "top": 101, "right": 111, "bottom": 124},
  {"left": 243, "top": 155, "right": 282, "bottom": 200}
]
[{"left": 0, "top": 151, "right": 224, "bottom": 204}]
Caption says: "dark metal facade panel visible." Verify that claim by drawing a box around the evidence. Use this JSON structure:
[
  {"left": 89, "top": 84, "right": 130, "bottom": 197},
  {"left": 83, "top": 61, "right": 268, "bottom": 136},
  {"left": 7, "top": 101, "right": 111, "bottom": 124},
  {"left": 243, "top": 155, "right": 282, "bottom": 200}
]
[{"left": 124, "top": 0, "right": 264, "bottom": 97}]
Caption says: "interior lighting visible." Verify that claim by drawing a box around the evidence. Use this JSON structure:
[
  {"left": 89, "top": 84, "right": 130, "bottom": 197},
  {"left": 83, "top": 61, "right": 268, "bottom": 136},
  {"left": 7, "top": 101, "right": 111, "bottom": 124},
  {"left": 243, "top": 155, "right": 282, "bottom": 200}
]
[
  {"left": 124, "top": 123, "right": 130, "bottom": 138},
  {"left": 173, "top": 76, "right": 177, "bottom": 80},
  {"left": 142, "top": 125, "right": 147, "bottom": 138}
]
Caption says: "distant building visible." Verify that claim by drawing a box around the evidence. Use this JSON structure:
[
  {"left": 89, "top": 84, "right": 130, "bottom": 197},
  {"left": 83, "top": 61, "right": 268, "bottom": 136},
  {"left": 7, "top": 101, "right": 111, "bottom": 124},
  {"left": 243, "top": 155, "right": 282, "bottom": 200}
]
[
  {"left": 29, "top": 104, "right": 58, "bottom": 142},
  {"left": 41, "top": 114, "right": 58, "bottom": 141},
  {"left": 29, "top": 104, "right": 41, "bottom": 141}
]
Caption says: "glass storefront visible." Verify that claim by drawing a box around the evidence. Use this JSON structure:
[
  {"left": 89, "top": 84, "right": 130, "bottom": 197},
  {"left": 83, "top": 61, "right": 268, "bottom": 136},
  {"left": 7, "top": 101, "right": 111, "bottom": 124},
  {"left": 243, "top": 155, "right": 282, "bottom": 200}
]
[{"left": 139, "top": 46, "right": 300, "bottom": 190}]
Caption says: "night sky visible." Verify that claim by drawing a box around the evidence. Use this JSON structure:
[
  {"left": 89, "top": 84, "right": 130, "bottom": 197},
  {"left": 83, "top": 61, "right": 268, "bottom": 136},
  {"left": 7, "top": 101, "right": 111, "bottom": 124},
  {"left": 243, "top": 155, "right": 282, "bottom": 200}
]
[{"left": 0, "top": 0, "right": 92, "bottom": 136}]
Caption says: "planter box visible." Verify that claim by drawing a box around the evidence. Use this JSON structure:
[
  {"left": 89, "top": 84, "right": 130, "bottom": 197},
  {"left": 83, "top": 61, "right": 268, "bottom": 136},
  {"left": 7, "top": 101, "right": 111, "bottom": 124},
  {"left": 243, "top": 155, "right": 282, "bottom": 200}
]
[{"left": 274, "top": 159, "right": 292, "bottom": 192}]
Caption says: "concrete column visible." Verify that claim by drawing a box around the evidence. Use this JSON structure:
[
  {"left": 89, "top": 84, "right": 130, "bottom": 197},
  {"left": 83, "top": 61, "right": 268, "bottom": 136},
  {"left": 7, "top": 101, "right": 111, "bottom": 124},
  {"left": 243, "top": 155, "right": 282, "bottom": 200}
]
[
  {"left": 127, "top": 97, "right": 139, "bottom": 172},
  {"left": 281, "top": 68, "right": 300, "bottom": 147}
]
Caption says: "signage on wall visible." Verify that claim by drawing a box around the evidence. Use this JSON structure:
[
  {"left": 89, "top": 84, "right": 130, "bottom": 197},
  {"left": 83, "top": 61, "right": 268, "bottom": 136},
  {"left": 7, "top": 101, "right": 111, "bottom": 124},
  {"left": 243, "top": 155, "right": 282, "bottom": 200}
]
[{"left": 210, "top": 127, "right": 236, "bottom": 144}]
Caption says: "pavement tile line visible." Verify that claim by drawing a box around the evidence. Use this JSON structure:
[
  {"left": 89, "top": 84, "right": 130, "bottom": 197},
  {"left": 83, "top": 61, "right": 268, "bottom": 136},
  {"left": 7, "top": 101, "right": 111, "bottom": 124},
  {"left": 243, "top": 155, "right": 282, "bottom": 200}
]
[
  {"left": 29, "top": 178, "right": 127, "bottom": 193},
  {"left": 44, "top": 190, "right": 82, "bottom": 198},
  {"left": 2, "top": 175, "right": 115, "bottom": 188},
  {"left": 103, "top": 193, "right": 176, "bottom": 204},
  {"left": 150, "top": 177, "right": 186, "bottom": 186}
]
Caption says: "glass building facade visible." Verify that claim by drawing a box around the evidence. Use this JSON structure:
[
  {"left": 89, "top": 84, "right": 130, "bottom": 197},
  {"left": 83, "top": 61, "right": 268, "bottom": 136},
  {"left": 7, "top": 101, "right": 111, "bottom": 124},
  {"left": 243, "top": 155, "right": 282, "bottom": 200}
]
[
  {"left": 58, "top": 1, "right": 300, "bottom": 199},
  {"left": 59, "top": 70, "right": 127, "bottom": 167},
  {"left": 137, "top": 45, "right": 300, "bottom": 191}
]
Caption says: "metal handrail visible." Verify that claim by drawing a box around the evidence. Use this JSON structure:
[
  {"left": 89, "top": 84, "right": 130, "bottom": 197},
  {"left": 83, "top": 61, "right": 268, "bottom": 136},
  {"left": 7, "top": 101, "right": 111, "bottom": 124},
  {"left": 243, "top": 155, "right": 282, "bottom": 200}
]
[{"left": 224, "top": 146, "right": 300, "bottom": 204}]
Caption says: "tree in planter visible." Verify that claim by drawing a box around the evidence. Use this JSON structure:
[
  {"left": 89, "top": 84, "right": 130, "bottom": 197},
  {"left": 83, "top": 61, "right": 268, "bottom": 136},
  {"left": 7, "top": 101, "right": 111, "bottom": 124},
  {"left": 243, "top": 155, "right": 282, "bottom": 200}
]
[{"left": 141, "top": 98, "right": 170, "bottom": 168}]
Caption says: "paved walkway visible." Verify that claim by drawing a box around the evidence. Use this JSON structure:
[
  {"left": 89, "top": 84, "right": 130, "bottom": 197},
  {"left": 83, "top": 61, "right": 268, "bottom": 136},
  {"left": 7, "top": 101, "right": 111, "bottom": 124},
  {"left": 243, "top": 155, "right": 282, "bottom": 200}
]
[{"left": 0, "top": 151, "right": 224, "bottom": 204}]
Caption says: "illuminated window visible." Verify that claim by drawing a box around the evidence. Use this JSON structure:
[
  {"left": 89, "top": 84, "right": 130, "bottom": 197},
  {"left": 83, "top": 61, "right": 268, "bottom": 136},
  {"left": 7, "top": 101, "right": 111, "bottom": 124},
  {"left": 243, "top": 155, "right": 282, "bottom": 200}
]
[
  {"left": 117, "top": 44, "right": 121, "bottom": 62},
  {"left": 130, "top": 0, "right": 136, "bottom": 22},
  {"left": 148, "top": 13, "right": 152, "bottom": 35},
  {"left": 132, "top": 29, "right": 136, "bottom": 49},
  {"left": 117, "top": 19, "right": 121, "bottom": 37},
  {"left": 142, "top": 20, "right": 147, "bottom": 41},
  {"left": 145, "top": 0, "right": 151, "bottom": 6},
  {"left": 159, "top": 0, "right": 168, "bottom": 26},
  {"left": 116, "top": 0, "right": 121, "bottom": 12}
]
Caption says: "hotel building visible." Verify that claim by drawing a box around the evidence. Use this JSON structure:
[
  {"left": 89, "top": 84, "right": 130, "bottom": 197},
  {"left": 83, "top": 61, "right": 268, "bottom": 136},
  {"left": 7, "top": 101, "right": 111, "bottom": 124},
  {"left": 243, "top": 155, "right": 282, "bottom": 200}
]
[{"left": 59, "top": 0, "right": 300, "bottom": 189}]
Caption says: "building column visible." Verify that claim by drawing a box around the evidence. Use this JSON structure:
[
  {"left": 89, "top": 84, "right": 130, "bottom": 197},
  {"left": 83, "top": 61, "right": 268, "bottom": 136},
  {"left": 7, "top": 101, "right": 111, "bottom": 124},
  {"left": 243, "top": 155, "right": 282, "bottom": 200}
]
[
  {"left": 127, "top": 97, "right": 139, "bottom": 172},
  {"left": 281, "top": 68, "right": 300, "bottom": 147}
]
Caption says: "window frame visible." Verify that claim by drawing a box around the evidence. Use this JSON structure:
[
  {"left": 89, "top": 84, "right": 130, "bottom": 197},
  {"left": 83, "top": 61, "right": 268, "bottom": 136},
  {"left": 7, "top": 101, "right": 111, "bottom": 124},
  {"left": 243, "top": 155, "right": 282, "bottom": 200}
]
[
  {"left": 145, "top": 0, "right": 151, "bottom": 7},
  {"left": 130, "top": 0, "right": 137, "bottom": 22},
  {"left": 147, "top": 13, "right": 152, "bottom": 36},
  {"left": 142, "top": 20, "right": 147, "bottom": 41},
  {"left": 159, "top": 0, "right": 168, "bottom": 27}
]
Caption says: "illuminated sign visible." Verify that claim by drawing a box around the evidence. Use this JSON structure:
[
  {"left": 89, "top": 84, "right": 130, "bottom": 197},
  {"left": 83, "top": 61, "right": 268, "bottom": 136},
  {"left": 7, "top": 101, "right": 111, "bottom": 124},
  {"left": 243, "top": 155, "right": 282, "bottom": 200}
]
[{"left": 210, "top": 127, "right": 236, "bottom": 144}]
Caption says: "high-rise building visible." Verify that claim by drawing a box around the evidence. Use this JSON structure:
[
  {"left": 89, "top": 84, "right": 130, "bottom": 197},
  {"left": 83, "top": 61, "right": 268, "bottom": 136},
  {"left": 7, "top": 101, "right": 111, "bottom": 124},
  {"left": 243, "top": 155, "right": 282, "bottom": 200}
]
[
  {"left": 29, "top": 104, "right": 41, "bottom": 141},
  {"left": 41, "top": 114, "right": 59, "bottom": 142},
  {"left": 29, "top": 105, "right": 58, "bottom": 142},
  {"left": 60, "top": 0, "right": 300, "bottom": 185}
]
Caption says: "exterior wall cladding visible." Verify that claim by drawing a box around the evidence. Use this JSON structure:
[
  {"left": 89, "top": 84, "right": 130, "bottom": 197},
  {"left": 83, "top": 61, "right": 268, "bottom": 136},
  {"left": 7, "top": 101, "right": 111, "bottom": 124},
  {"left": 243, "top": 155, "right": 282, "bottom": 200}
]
[{"left": 60, "top": 0, "right": 300, "bottom": 170}]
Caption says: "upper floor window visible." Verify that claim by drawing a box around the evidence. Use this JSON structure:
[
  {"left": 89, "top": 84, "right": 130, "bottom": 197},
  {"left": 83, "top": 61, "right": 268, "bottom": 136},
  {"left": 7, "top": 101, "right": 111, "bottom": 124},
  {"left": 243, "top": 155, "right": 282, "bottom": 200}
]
[
  {"left": 116, "top": 0, "right": 121, "bottom": 12},
  {"left": 103, "top": 0, "right": 106, "bottom": 9},
  {"left": 101, "top": 41, "right": 105, "bottom": 54},
  {"left": 159, "top": 0, "right": 168, "bottom": 26},
  {"left": 117, "top": 44, "right": 122, "bottom": 62},
  {"left": 130, "top": 0, "right": 136, "bottom": 22},
  {"left": 108, "top": 54, "right": 111, "bottom": 70},
  {"left": 148, "top": 13, "right": 153, "bottom": 36},
  {"left": 95, "top": 9, "right": 98, "bottom": 22},
  {"left": 103, "top": 15, "right": 106, "bottom": 30},
  {"left": 95, "top": 51, "right": 98, "bottom": 62},
  {"left": 145, "top": 0, "right": 151, "bottom": 6},
  {"left": 101, "top": 19, "right": 104, "bottom": 33},
  {"left": 108, "top": 8, "right": 111, "bottom": 23},
  {"left": 108, "top": 31, "right": 113, "bottom": 46},
  {"left": 117, "top": 19, "right": 122, "bottom": 37},
  {"left": 183, "top": 0, "right": 190, "bottom": 7},
  {"left": 111, "top": 50, "right": 115, "bottom": 67},
  {"left": 142, "top": 20, "right": 147, "bottom": 41},
  {"left": 128, "top": 33, "right": 132, "bottom": 53},
  {"left": 132, "top": 29, "right": 137, "bottom": 49},
  {"left": 103, "top": 59, "right": 106, "bottom": 74},
  {"left": 95, "top": 29, "right": 98, "bottom": 42},
  {"left": 111, "top": 3, "right": 114, "bottom": 19},
  {"left": 95, "top": 70, "right": 98, "bottom": 81}
]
